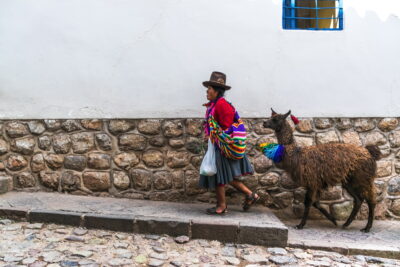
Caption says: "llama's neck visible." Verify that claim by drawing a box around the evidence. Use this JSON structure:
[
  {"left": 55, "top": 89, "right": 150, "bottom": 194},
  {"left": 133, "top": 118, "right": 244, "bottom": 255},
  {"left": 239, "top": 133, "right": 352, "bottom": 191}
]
[
  {"left": 276, "top": 122, "right": 295, "bottom": 146},
  {"left": 274, "top": 122, "right": 300, "bottom": 181}
]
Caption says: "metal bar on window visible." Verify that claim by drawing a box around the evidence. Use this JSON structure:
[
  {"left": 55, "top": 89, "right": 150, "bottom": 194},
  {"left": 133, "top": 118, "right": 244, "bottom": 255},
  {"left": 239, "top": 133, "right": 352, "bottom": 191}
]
[
  {"left": 315, "top": 0, "right": 319, "bottom": 29},
  {"left": 291, "top": 0, "right": 296, "bottom": 29},
  {"left": 283, "top": 6, "right": 339, "bottom": 10},
  {"left": 338, "top": 0, "right": 343, "bottom": 29},
  {"left": 284, "top": 16, "right": 342, "bottom": 20},
  {"left": 286, "top": 28, "right": 341, "bottom": 31}
]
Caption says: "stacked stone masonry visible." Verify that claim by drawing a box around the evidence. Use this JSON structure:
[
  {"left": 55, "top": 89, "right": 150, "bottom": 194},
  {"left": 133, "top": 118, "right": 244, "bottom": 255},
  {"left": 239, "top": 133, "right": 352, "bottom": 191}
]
[{"left": 0, "top": 118, "right": 400, "bottom": 220}]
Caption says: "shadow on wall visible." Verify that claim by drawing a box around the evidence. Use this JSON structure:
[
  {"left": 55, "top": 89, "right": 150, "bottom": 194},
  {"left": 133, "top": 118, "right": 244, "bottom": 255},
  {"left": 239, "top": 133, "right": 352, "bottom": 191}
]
[
  {"left": 348, "top": 0, "right": 400, "bottom": 22},
  {"left": 268, "top": 2, "right": 400, "bottom": 118}
]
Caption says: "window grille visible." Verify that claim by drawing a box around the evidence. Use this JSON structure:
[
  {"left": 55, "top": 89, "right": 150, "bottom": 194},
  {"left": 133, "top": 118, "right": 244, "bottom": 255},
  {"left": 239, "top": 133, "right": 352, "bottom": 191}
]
[{"left": 283, "top": 0, "right": 343, "bottom": 30}]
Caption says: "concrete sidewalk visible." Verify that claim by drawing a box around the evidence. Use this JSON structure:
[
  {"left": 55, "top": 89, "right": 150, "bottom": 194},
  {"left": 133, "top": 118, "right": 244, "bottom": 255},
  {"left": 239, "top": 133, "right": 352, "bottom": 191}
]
[
  {"left": 0, "top": 192, "right": 287, "bottom": 247},
  {"left": 1, "top": 192, "right": 400, "bottom": 259}
]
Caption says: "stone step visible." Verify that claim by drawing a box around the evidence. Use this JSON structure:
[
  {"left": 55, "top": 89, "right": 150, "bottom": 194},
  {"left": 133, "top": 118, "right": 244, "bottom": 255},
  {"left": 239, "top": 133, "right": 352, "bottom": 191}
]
[{"left": 0, "top": 192, "right": 288, "bottom": 247}]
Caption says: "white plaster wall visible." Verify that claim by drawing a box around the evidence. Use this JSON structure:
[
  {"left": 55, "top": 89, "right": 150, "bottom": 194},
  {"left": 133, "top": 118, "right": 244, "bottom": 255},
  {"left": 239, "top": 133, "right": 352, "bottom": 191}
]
[{"left": 0, "top": 0, "right": 399, "bottom": 119}]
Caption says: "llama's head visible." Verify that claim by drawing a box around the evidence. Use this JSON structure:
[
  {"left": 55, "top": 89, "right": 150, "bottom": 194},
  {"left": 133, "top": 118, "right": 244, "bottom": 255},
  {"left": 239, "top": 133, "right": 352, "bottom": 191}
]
[
  {"left": 263, "top": 108, "right": 291, "bottom": 131},
  {"left": 263, "top": 108, "right": 295, "bottom": 145}
]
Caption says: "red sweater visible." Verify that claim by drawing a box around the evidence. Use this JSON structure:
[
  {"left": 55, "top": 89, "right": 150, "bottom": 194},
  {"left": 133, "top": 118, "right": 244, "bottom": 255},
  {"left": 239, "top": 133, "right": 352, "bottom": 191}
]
[{"left": 212, "top": 98, "right": 235, "bottom": 130}]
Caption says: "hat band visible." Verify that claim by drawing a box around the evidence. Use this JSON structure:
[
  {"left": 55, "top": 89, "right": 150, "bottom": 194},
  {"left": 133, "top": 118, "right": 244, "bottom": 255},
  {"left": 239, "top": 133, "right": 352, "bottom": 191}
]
[{"left": 216, "top": 78, "right": 225, "bottom": 84}]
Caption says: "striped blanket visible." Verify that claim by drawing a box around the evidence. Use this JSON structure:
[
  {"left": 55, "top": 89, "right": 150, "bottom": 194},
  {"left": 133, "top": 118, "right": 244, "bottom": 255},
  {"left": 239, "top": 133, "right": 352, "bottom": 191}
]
[{"left": 208, "top": 111, "right": 247, "bottom": 160}]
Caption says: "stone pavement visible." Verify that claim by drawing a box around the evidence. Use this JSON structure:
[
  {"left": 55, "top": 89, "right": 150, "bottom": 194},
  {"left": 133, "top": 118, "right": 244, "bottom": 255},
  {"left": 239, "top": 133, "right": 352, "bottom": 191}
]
[
  {"left": 1, "top": 192, "right": 400, "bottom": 260},
  {"left": 2, "top": 220, "right": 399, "bottom": 267}
]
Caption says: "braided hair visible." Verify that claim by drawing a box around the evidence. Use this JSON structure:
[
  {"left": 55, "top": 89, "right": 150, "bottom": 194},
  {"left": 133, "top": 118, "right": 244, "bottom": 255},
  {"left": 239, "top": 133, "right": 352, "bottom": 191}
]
[{"left": 213, "top": 86, "right": 226, "bottom": 99}]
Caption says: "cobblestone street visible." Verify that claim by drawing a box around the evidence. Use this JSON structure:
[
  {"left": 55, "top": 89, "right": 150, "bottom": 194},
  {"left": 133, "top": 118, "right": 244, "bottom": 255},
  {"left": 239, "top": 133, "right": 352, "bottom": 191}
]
[{"left": 1, "top": 219, "right": 399, "bottom": 267}]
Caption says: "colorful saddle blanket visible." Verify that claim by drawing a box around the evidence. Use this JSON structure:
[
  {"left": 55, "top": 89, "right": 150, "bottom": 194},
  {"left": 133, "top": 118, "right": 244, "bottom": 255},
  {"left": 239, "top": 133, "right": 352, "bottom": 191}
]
[{"left": 258, "top": 143, "right": 285, "bottom": 163}]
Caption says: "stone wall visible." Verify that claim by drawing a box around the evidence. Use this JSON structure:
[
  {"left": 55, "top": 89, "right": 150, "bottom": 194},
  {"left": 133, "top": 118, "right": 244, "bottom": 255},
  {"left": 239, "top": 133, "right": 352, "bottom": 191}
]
[{"left": 0, "top": 118, "right": 399, "bottom": 220}]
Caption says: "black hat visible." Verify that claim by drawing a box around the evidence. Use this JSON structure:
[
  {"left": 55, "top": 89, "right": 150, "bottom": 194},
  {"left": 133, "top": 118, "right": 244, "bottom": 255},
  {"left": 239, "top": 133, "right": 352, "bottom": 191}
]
[{"left": 202, "top": 71, "right": 231, "bottom": 90}]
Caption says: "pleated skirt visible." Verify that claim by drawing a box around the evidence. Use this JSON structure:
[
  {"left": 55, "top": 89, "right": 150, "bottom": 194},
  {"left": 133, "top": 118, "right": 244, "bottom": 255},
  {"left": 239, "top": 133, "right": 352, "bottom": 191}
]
[{"left": 199, "top": 144, "right": 254, "bottom": 189}]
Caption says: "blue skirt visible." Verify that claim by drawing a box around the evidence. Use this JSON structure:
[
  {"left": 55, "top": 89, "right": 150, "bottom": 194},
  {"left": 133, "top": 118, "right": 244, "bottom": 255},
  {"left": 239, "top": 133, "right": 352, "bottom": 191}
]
[{"left": 199, "top": 145, "right": 254, "bottom": 189}]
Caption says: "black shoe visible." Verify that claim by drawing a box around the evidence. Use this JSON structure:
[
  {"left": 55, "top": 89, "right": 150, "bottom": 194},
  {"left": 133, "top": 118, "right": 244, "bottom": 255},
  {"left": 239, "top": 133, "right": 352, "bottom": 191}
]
[
  {"left": 243, "top": 192, "right": 260, "bottom": 211},
  {"left": 206, "top": 206, "right": 228, "bottom": 215}
]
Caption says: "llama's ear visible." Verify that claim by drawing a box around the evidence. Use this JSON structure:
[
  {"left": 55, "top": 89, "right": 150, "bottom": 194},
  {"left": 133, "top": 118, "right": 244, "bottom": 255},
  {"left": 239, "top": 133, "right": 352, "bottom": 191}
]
[
  {"left": 283, "top": 110, "right": 291, "bottom": 119},
  {"left": 271, "top": 108, "right": 277, "bottom": 116}
]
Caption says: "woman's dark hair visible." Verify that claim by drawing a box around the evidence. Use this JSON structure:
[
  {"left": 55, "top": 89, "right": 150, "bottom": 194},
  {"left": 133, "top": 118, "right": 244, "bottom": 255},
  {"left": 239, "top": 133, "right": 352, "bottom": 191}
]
[{"left": 212, "top": 86, "right": 226, "bottom": 99}]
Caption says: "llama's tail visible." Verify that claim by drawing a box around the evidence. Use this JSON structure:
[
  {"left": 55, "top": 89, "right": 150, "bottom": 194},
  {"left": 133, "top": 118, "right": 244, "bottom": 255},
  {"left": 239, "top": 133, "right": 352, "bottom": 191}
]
[{"left": 366, "top": 145, "right": 381, "bottom": 161}]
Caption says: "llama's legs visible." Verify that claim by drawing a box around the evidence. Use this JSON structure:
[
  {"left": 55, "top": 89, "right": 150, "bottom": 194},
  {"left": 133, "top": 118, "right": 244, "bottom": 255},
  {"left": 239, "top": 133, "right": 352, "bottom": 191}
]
[
  {"left": 361, "top": 188, "right": 376, "bottom": 233},
  {"left": 313, "top": 201, "right": 337, "bottom": 226},
  {"left": 342, "top": 184, "right": 362, "bottom": 228},
  {"left": 361, "top": 200, "right": 375, "bottom": 232},
  {"left": 296, "top": 189, "right": 314, "bottom": 229}
]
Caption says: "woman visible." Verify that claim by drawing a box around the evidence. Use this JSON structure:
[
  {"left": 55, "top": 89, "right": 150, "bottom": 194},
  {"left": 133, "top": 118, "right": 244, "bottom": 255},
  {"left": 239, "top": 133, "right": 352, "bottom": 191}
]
[{"left": 199, "top": 71, "right": 259, "bottom": 215}]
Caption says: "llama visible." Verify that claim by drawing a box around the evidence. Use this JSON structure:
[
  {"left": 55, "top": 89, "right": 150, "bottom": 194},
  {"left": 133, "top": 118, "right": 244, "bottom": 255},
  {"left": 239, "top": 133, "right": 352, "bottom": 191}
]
[{"left": 262, "top": 109, "right": 381, "bottom": 232}]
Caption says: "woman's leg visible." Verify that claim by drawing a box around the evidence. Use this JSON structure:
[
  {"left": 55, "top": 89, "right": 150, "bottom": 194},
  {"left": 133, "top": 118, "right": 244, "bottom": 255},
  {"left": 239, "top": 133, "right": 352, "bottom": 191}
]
[
  {"left": 230, "top": 180, "right": 252, "bottom": 195},
  {"left": 229, "top": 180, "right": 259, "bottom": 203},
  {"left": 215, "top": 185, "right": 227, "bottom": 212}
]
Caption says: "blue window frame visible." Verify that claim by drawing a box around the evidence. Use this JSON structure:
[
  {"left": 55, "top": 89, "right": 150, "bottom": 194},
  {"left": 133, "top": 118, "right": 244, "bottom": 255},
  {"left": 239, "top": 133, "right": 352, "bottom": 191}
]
[{"left": 283, "top": 0, "right": 343, "bottom": 30}]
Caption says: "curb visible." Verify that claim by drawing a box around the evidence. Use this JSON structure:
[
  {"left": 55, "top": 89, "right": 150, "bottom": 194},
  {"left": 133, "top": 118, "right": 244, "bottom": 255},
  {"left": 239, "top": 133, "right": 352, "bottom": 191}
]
[
  {"left": 288, "top": 240, "right": 400, "bottom": 260},
  {"left": 30, "top": 210, "right": 82, "bottom": 226},
  {"left": 0, "top": 207, "right": 288, "bottom": 247}
]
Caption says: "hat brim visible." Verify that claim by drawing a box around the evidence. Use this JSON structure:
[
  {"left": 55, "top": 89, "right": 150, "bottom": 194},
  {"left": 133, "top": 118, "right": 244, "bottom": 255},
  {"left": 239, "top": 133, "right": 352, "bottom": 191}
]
[{"left": 202, "top": 81, "right": 231, "bottom": 90}]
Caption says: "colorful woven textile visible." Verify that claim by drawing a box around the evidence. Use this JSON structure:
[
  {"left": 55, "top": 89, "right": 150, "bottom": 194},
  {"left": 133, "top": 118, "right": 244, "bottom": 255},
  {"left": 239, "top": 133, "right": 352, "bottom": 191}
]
[
  {"left": 258, "top": 143, "right": 285, "bottom": 163},
  {"left": 208, "top": 112, "right": 247, "bottom": 160}
]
